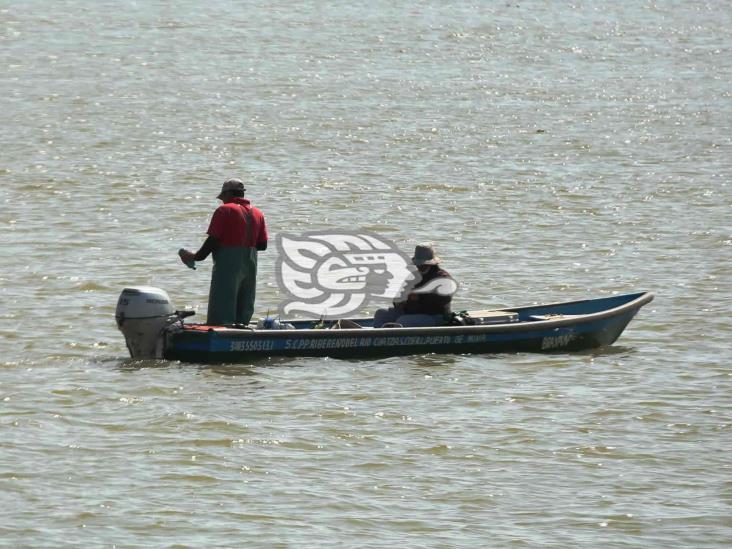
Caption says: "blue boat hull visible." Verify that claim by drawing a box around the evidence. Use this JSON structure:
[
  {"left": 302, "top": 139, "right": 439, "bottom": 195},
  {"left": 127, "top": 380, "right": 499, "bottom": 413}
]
[{"left": 163, "top": 292, "right": 653, "bottom": 363}]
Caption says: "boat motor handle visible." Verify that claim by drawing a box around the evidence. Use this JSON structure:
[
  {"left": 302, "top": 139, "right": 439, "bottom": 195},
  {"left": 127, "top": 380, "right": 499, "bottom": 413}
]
[{"left": 176, "top": 310, "right": 196, "bottom": 319}]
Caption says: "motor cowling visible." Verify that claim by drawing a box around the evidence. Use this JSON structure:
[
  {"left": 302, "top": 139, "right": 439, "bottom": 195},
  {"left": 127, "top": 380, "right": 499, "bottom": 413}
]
[{"left": 116, "top": 286, "right": 177, "bottom": 359}]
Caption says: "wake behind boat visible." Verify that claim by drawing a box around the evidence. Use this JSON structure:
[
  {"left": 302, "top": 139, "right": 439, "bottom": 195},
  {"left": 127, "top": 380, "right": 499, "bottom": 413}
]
[{"left": 115, "top": 289, "right": 653, "bottom": 363}]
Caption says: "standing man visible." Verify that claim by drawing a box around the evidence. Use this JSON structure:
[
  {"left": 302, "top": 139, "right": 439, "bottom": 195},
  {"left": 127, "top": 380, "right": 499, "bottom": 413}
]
[{"left": 179, "top": 178, "right": 268, "bottom": 326}]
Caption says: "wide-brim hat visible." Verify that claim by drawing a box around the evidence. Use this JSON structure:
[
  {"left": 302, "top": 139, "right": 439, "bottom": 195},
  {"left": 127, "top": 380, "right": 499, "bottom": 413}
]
[
  {"left": 412, "top": 243, "right": 441, "bottom": 266},
  {"left": 217, "top": 178, "right": 245, "bottom": 199}
]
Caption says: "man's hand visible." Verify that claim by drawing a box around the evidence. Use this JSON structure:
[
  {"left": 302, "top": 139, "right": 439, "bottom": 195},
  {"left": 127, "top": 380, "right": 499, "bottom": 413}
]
[{"left": 178, "top": 248, "right": 196, "bottom": 265}]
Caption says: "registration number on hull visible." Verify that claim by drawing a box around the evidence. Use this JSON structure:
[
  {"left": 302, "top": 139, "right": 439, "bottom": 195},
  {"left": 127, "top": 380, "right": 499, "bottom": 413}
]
[{"left": 541, "top": 332, "right": 576, "bottom": 350}]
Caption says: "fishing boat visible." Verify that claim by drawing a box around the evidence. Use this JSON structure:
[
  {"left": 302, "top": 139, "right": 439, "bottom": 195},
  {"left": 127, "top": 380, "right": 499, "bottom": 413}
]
[{"left": 115, "top": 288, "right": 653, "bottom": 363}]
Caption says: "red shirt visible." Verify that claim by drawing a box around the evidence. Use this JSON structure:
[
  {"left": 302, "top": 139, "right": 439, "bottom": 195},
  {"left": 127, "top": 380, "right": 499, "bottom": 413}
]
[{"left": 207, "top": 197, "right": 268, "bottom": 248}]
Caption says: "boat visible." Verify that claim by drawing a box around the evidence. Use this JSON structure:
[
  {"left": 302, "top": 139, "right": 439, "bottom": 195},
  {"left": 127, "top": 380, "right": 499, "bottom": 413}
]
[{"left": 115, "top": 288, "right": 653, "bottom": 363}]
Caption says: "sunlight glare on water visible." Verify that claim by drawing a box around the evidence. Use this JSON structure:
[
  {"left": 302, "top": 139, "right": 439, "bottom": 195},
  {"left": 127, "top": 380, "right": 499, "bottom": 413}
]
[{"left": 1, "top": 1, "right": 731, "bottom": 546}]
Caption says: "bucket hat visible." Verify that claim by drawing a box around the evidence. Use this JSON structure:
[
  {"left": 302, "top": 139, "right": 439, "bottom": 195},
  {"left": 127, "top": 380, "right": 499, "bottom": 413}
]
[
  {"left": 217, "top": 178, "right": 245, "bottom": 199},
  {"left": 412, "top": 243, "right": 441, "bottom": 266}
]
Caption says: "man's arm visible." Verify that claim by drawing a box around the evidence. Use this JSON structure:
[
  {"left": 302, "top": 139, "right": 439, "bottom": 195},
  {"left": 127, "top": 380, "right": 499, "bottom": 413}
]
[
  {"left": 193, "top": 235, "right": 218, "bottom": 261},
  {"left": 255, "top": 211, "right": 268, "bottom": 251},
  {"left": 179, "top": 235, "right": 219, "bottom": 265}
]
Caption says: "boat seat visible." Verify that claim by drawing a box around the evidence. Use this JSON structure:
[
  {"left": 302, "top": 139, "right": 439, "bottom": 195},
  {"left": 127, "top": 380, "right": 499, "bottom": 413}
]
[
  {"left": 528, "top": 314, "right": 584, "bottom": 321},
  {"left": 466, "top": 310, "right": 519, "bottom": 324}
]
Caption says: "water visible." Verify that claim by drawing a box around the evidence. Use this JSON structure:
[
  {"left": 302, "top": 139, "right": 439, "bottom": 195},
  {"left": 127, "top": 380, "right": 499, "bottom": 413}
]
[{"left": 2, "top": 1, "right": 731, "bottom": 546}]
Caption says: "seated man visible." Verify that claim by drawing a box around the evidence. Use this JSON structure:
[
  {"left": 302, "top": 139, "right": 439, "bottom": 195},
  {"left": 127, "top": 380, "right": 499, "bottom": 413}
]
[{"left": 373, "top": 243, "right": 456, "bottom": 328}]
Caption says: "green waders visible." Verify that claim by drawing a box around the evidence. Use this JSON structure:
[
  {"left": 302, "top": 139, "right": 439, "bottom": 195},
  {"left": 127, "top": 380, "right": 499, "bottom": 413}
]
[{"left": 207, "top": 246, "right": 258, "bottom": 325}]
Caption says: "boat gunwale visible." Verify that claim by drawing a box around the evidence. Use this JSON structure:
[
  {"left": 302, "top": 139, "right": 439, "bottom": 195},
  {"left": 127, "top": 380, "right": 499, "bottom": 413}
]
[{"left": 180, "top": 291, "right": 654, "bottom": 339}]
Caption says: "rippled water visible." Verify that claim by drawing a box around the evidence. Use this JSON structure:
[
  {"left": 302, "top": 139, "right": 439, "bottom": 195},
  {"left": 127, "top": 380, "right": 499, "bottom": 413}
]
[{"left": 2, "top": 1, "right": 731, "bottom": 546}]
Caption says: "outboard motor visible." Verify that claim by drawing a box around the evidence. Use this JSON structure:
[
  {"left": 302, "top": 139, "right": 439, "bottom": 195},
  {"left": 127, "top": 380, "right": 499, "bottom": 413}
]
[{"left": 115, "top": 287, "right": 192, "bottom": 359}]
